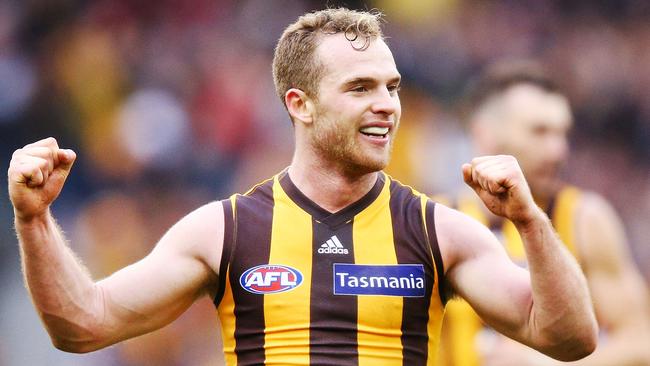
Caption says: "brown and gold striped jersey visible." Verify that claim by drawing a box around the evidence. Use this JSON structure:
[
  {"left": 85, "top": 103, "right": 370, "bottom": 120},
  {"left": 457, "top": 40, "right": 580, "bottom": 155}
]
[{"left": 213, "top": 170, "right": 447, "bottom": 365}]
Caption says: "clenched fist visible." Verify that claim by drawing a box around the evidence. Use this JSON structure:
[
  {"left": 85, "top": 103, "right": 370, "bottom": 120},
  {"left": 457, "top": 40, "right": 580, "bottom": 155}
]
[
  {"left": 462, "top": 155, "right": 541, "bottom": 225},
  {"left": 8, "top": 137, "right": 76, "bottom": 221}
]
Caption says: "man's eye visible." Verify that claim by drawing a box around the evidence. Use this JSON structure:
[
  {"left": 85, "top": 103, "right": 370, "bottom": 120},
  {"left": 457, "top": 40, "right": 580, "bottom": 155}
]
[
  {"left": 388, "top": 85, "right": 401, "bottom": 93},
  {"left": 351, "top": 86, "right": 367, "bottom": 92}
]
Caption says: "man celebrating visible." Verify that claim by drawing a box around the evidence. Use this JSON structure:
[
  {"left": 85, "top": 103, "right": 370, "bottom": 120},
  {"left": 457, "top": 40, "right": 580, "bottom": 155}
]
[
  {"left": 439, "top": 62, "right": 650, "bottom": 366},
  {"left": 8, "top": 9, "right": 597, "bottom": 365}
]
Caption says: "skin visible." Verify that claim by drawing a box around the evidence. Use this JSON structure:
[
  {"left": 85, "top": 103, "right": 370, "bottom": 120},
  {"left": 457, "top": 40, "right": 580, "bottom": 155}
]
[
  {"left": 285, "top": 32, "right": 402, "bottom": 211},
  {"left": 8, "top": 32, "right": 597, "bottom": 360},
  {"left": 470, "top": 84, "right": 650, "bottom": 365},
  {"left": 9, "top": 141, "right": 224, "bottom": 353}
]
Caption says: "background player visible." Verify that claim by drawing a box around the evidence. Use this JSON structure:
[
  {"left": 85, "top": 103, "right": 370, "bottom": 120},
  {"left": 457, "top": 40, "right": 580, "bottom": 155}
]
[{"left": 438, "top": 62, "right": 650, "bottom": 366}]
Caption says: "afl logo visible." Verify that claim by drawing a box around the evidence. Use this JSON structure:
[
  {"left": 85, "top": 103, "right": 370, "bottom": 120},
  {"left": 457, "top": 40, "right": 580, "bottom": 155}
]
[{"left": 240, "top": 264, "right": 303, "bottom": 294}]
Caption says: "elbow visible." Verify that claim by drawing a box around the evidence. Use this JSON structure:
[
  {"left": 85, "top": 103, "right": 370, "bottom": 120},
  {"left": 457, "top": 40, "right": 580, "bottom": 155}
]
[
  {"left": 51, "top": 336, "right": 104, "bottom": 354},
  {"left": 48, "top": 324, "right": 110, "bottom": 354},
  {"left": 41, "top": 312, "right": 109, "bottom": 353},
  {"left": 540, "top": 319, "right": 599, "bottom": 362},
  {"left": 557, "top": 327, "right": 598, "bottom": 362},
  {"left": 570, "top": 315, "right": 599, "bottom": 361},
  {"left": 41, "top": 284, "right": 112, "bottom": 353}
]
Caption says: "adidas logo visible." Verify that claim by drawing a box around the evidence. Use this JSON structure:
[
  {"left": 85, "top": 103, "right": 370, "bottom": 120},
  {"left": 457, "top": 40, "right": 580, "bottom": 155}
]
[{"left": 317, "top": 235, "right": 349, "bottom": 255}]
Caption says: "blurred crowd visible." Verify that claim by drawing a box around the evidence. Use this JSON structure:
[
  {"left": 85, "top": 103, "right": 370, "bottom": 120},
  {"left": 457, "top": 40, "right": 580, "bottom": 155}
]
[{"left": 0, "top": 0, "right": 648, "bottom": 365}]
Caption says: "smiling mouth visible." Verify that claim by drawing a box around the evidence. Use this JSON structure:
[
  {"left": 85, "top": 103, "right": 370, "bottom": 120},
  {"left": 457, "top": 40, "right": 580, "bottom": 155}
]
[{"left": 359, "top": 126, "right": 389, "bottom": 139}]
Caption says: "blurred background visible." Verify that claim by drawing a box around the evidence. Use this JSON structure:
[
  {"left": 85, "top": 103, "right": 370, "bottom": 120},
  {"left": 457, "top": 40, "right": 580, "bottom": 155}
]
[{"left": 1, "top": 0, "right": 648, "bottom": 365}]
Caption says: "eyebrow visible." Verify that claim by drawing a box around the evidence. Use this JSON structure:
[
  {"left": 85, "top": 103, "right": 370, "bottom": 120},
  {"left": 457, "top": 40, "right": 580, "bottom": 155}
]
[{"left": 342, "top": 75, "right": 402, "bottom": 88}]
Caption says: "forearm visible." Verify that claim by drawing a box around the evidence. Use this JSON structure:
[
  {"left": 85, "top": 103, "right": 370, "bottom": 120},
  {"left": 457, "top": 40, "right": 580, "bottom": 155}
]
[
  {"left": 16, "top": 210, "right": 104, "bottom": 351},
  {"left": 516, "top": 210, "right": 597, "bottom": 360}
]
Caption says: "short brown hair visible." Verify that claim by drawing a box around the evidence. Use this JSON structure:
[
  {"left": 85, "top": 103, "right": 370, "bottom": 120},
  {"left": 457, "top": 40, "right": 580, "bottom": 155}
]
[
  {"left": 464, "top": 61, "right": 562, "bottom": 118},
  {"left": 272, "top": 8, "right": 384, "bottom": 106}
]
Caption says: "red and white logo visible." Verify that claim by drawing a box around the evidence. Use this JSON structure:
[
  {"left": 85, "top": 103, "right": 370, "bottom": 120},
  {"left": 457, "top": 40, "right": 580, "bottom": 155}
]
[{"left": 239, "top": 264, "right": 303, "bottom": 294}]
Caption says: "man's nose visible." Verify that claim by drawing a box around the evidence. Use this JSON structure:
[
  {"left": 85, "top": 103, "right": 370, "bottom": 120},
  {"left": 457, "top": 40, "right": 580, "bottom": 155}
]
[{"left": 371, "top": 87, "right": 399, "bottom": 116}]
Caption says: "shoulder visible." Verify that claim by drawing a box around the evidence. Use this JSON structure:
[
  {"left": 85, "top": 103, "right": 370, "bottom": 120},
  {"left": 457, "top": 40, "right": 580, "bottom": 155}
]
[
  {"left": 383, "top": 175, "right": 430, "bottom": 219},
  {"left": 386, "top": 174, "right": 422, "bottom": 199},
  {"left": 174, "top": 200, "right": 225, "bottom": 234},
  {"left": 573, "top": 190, "right": 629, "bottom": 273},
  {"left": 574, "top": 190, "right": 619, "bottom": 224},
  {"left": 574, "top": 190, "right": 624, "bottom": 247},
  {"left": 160, "top": 200, "right": 226, "bottom": 275},
  {"left": 231, "top": 175, "right": 279, "bottom": 211}
]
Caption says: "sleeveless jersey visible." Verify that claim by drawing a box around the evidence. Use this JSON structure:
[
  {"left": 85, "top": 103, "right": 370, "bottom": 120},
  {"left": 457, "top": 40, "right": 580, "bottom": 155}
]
[
  {"left": 213, "top": 171, "right": 447, "bottom": 366},
  {"left": 437, "top": 186, "right": 582, "bottom": 366}
]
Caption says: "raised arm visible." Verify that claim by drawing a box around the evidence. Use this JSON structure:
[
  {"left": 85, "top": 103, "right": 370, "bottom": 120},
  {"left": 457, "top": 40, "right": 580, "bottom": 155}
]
[
  {"left": 437, "top": 155, "right": 597, "bottom": 361},
  {"left": 475, "top": 192, "right": 650, "bottom": 366},
  {"left": 8, "top": 137, "right": 224, "bottom": 353}
]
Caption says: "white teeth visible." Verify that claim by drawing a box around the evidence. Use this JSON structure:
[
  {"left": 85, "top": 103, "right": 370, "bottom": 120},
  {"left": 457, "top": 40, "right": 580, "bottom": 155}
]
[{"left": 360, "top": 126, "right": 389, "bottom": 135}]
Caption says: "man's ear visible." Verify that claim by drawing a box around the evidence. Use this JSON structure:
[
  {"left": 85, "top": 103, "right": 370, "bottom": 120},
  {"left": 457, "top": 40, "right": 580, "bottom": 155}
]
[{"left": 285, "top": 88, "right": 315, "bottom": 125}]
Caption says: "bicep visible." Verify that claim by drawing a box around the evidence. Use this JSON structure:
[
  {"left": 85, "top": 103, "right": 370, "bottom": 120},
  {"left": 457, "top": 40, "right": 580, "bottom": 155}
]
[
  {"left": 94, "top": 201, "right": 224, "bottom": 345},
  {"left": 437, "top": 204, "right": 533, "bottom": 340}
]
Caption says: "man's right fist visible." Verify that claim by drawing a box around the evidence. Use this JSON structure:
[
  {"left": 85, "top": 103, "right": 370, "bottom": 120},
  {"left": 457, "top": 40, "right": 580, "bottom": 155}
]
[{"left": 8, "top": 137, "right": 76, "bottom": 221}]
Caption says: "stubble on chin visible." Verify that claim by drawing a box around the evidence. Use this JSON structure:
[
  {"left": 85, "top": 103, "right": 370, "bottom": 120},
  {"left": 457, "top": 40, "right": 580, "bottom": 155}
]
[{"left": 311, "top": 125, "right": 389, "bottom": 175}]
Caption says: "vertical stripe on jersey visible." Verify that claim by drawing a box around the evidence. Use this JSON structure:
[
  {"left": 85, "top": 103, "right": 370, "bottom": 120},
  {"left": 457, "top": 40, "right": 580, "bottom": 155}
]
[
  {"left": 354, "top": 179, "right": 404, "bottom": 365},
  {"left": 423, "top": 199, "right": 445, "bottom": 365},
  {"left": 387, "top": 183, "right": 435, "bottom": 365},
  {"left": 217, "top": 196, "right": 238, "bottom": 365},
  {"left": 215, "top": 197, "right": 236, "bottom": 306},
  {"left": 264, "top": 177, "right": 313, "bottom": 364},
  {"left": 310, "top": 220, "right": 358, "bottom": 365},
  {"left": 219, "top": 267, "right": 238, "bottom": 365},
  {"left": 230, "top": 182, "right": 274, "bottom": 365}
]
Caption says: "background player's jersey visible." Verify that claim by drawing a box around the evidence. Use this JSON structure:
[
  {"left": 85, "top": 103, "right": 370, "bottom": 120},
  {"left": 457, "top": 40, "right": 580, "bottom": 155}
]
[
  {"left": 214, "top": 171, "right": 447, "bottom": 366},
  {"left": 437, "top": 186, "right": 582, "bottom": 366}
]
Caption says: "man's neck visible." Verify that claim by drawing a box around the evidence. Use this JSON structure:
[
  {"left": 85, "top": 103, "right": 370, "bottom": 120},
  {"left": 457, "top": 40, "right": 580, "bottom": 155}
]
[{"left": 288, "top": 155, "right": 379, "bottom": 214}]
